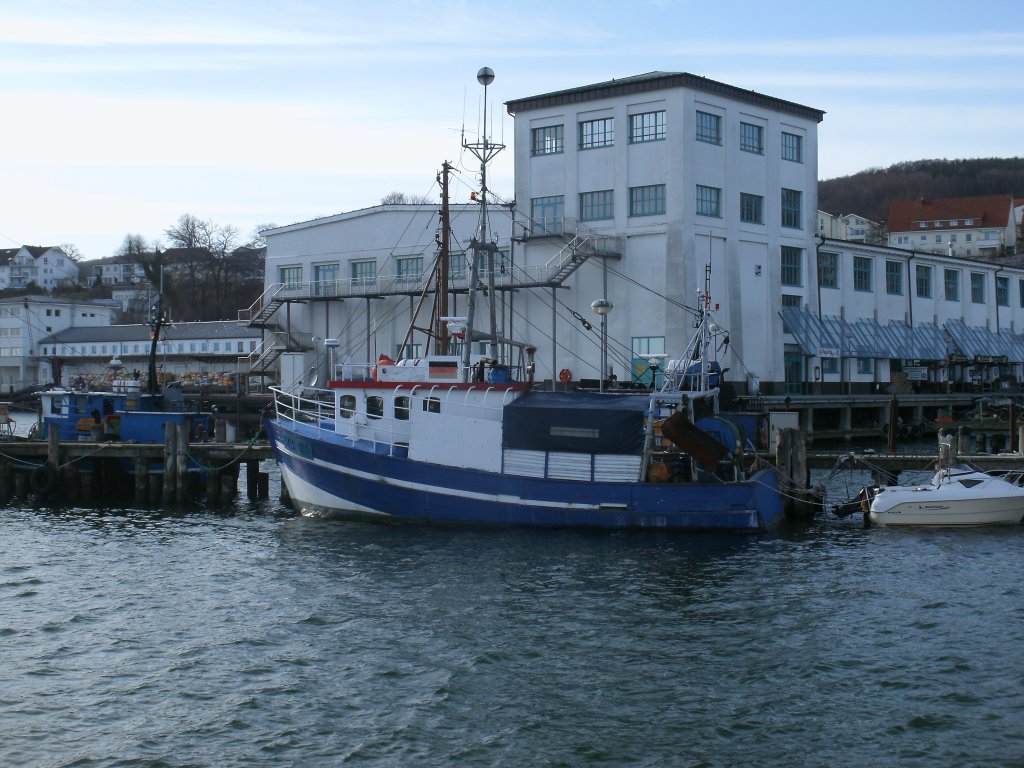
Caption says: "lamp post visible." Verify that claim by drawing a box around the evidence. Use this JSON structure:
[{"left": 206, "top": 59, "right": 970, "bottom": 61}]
[{"left": 592, "top": 298, "right": 613, "bottom": 392}]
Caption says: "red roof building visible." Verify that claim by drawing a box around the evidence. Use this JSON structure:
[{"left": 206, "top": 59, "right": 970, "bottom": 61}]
[{"left": 887, "top": 195, "right": 1017, "bottom": 258}]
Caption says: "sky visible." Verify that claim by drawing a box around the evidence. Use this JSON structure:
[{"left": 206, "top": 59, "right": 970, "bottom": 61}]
[{"left": 2, "top": 0, "right": 1022, "bottom": 262}]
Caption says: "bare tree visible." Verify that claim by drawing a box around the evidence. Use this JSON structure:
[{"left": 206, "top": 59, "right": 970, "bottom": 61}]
[
  {"left": 246, "top": 223, "right": 278, "bottom": 249},
  {"left": 381, "top": 192, "right": 434, "bottom": 205},
  {"left": 58, "top": 243, "right": 83, "bottom": 262},
  {"left": 164, "top": 214, "right": 213, "bottom": 250},
  {"left": 116, "top": 233, "right": 148, "bottom": 259}
]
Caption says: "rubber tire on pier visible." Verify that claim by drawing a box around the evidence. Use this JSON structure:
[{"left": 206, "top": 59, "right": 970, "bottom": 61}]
[{"left": 30, "top": 465, "right": 58, "bottom": 496}]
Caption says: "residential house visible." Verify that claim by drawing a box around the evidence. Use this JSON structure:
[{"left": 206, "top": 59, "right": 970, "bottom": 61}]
[
  {"left": 0, "top": 246, "right": 80, "bottom": 291},
  {"left": 887, "top": 195, "right": 1017, "bottom": 258}
]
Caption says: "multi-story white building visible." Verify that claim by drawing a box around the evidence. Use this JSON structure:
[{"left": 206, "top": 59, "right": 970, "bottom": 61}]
[
  {"left": 0, "top": 296, "right": 118, "bottom": 392},
  {"left": 0, "top": 246, "right": 80, "bottom": 291},
  {"left": 505, "top": 71, "right": 824, "bottom": 392},
  {"left": 887, "top": 195, "right": 1017, "bottom": 258}
]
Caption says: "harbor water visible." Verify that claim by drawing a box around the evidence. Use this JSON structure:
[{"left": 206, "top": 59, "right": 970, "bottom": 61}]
[{"left": 1, "top": 444, "right": 1023, "bottom": 765}]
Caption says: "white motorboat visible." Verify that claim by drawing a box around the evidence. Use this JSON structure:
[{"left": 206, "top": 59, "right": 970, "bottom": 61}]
[{"left": 865, "top": 466, "right": 1024, "bottom": 527}]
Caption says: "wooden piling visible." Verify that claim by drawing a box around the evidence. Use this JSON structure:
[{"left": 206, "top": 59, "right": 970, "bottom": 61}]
[
  {"left": 47, "top": 423, "right": 60, "bottom": 471},
  {"left": 246, "top": 460, "right": 259, "bottom": 501},
  {"left": 163, "top": 422, "right": 176, "bottom": 503},
  {"left": 14, "top": 470, "right": 28, "bottom": 498},
  {"left": 134, "top": 456, "right": 148, "bottom": 505},
  {"left": 257, "top": 471, "right": 269, "bottom": 500},
  {"left": 0, "top": 459, "right": 11, "bottom": 503},
  {"left": 176, "top": 422, "right": 188, "bottom": 501},
  {"left": 886, "top": 395, "right": 898, "bottom": 454}
]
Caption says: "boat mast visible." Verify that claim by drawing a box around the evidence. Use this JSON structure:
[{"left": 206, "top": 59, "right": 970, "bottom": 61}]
[
  {"left": 146, "top": 262, "right": 167, "bottom": 395},
  {"left": 437, "top": 161, "right": 452, "bottom": 355},
  {"left": 461, "top": 66, "right": 505, "bottom": 381}
]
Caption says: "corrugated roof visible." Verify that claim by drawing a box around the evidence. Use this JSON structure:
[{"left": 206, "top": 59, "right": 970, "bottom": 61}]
[
  {"left": 40, "top": 320, "right": 261, "bottom": 345},
  {"left": 888, "top": 195, "right": 1012, "bottom": 232},
  {"left": 506, "top": 71, "right": 825, "bottom": 122}
]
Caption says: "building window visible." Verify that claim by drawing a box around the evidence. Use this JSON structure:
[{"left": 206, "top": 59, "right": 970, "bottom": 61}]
[
  {"left": 885, "top": 261, "right": 903, "bottom": 295},
  {"left": 629, "top": 185, "right": 666, "bottom": 217},
  {"left": 279, "top": 266, "right": 302, "bottom": 288},
  {"left": 942, "top": 268, "right": 958, "bottom": 301},
  {"left": 396, "top": 256, "right": 423, "bottom": 283},
  {"left": 740, "top": 193, "right": 763, "bottom": 224},
  {"left": 531, "top": 195, "right": 565, "bottom": 235},
  {"left": 1019, "top": 278, "right": 1024, "bottom": 308},
  {"left": 313, "top": 263, "right": 339, "bottom": 296},
  {"left": 781, "top": 188, "right": 802, "bottom": 229},
  {"left": 821, "top": 358, "right": 838, "bottom": 374},
  {"left": 696, "top": 111, "right": 721, "bottom": 145},
  {"left": 351, "top": 260, "right": 376, "bottom": 285},
  {"left": 817, "top": 252, "right": 838, "bottom": 289},
  {"left": 854, "top": 257, "right": 872, "bottom": 292},
  {"left": 631, "top": 336, "right": 666, "bottom": 357},
  {"left": 996, "top": 276, "right": 1009, "bottom": 307},
  {"left": 971, "top": 272, "right": 985, "bottom": 303},
  {"left": 579, "top": 190, "right": 614, "bottom": 222},
  {"left": 916, "top": 265, "right": 932, "bottom": 298},
  {"left": 579, "top": 117, "right": 614, "bottom": 149},
  {"left": 781, "top": 294, "right": 802, "bottom": 308},
  {"left": 531, "top": 125, "right": 563, "bottom": 156},
  {"left": 857, "top": 358, "right": 872, "bottom": 375},
  {"left": 629, "top": 111, "right": 665, "bottom": 142},
  {"left": 781, "top": 246, "right": 802, "bottom": 287},
  {"left": 696, "top": 185, "right": 721, "bottom": 218},
  {"left": 740, "top": 122, "right": 764, "bottom": 154},
  {"left": 782, "top": 132, "right": 803, "bottom": 162}
]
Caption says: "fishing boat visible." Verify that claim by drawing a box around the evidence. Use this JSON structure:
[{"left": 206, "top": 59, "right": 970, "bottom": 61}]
[
  {"left": 860, "top": 467, "right": 1024, "bottom": 527},
  {"left": 36, "top": 287, "right": 211, "bottom": 448},
  {"left": 264, "top": 68, "right": 783, "bottom": 532}
]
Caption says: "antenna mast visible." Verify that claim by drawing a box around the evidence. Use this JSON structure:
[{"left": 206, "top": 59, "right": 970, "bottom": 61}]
[{"left": 460, "top": 66, "right": 505, "bottom": 381}]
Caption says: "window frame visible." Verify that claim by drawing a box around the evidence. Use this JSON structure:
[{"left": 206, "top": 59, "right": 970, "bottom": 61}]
[
  {"left": 578, "top": 117, "right": 614, "bottom": 150},
  {"left": 817, "top": 251, "right": 838, "bottom": 289},
  {"left": 782, "top": 131, "right": 803, "bottom": 162},
  {"left": 530, "top": 124, "right": 564, "bottom": 156},
  {"left": 740, "top": 122, "right": 764, "bottom": 154},
  {"left": 629, "top": 111, "right": 665, "bottom": 143},
  {"left": 885, "top": 260, "right": 903, "bottom": 296},
  {"left": 579, "top": 190, "right": 614, "bottom": 222},
  {"left": 781, "top": 245, "right": 802, "bottom": 288},
  {"left": 740, "top": 192, "right": 764, "bottom": 224},
  {"left": 695, "top": 110, "right": 722, "bottom": 145},
  {"left": 853, "top": 256, "right": 872, "bottom": 292},
  {"left": 628, "top": 185, "right": 666, "bottom": 217},
  {"left": 781, "top": 188, "right": 802, "bottom": 229},
  {"left": 696, "top": 185, "right": 721, "bottom": 218}
]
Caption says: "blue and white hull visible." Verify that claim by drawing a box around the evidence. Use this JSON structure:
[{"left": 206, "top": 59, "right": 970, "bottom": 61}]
[{"left": 267, "top": 418, "right": 784, "bottom": 531}]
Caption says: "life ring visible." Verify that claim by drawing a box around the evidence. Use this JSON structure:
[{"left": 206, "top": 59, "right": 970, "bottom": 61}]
[
  {"left": 558, "top": 368, "right": 572, "bottom": 383},
  {"left": 30, "top": 465, "right": 58, "bottom": 496}
]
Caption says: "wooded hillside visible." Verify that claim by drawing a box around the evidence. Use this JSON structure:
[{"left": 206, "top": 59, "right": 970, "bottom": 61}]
[{"left": 818, "top": 158, "right": 1024, "bottom": 224}]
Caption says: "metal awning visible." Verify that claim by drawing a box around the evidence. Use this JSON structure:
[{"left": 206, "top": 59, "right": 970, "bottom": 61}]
[
  {"left": 778, "top": 309, "right": 962, "bottom": 362},
  {"left": 944, "top": 319, "right": 1024, "bottom": 362}
]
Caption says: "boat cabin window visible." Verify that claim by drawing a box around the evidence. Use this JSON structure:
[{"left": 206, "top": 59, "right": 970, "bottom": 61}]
[
  {"left": 339, "top": 395, "right": 356, "bottom": 419},
  {"left": 423, "top": 396, "right": 441, "bottom": 414},
  {"left": 395, "top": 396, "right": 410, "bottom": 421},
  {"left": 367, "top": 396, "right": 384, "bottom": 420}
]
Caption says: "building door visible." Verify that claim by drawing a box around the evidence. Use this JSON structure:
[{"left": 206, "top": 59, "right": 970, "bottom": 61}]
[{"left": 784, "top": 344, "right": 804, "bottom": 395}]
